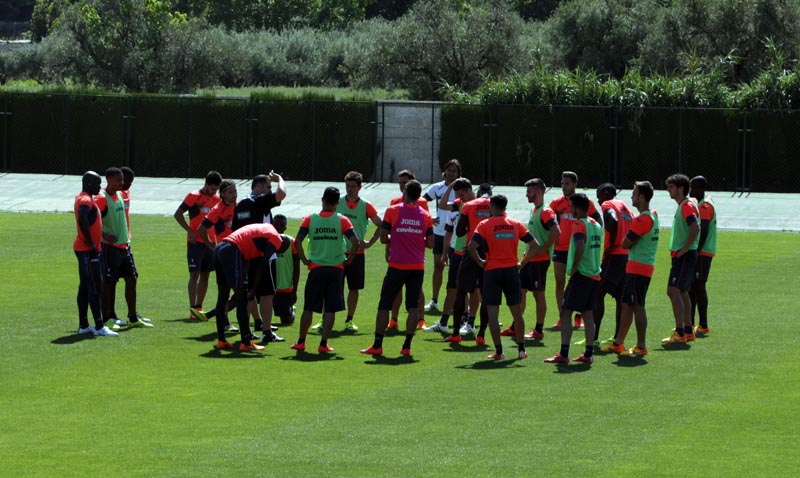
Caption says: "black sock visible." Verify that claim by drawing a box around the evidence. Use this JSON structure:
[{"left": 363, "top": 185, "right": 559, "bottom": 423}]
[
  {"left": 584, "top": 345, "right": 593, "bottom": 358},
  {"left": 402, "top": 334, "right": 413, "bottom": 349},
  {"left": 205, "top": 309, "right": 217, "bottom": 319},
  {"left": 495, "top": 345, "right": 503, "bottom": 356},
  {"left": 346, "top": 315, "right": 353, "bottom": 323},
  {"left": 684, "top": 325, "right": 693, "bottom": 335},
  {"left": 468, "top": 315, "right": 476, "bottom": 326},
  {"left": 320, "top": 339, "right": 327, "bottom": 347},
  {"left": 254, "top": 319, "right": 263, "bottom": 331},
  {"left": 478, "top": 322, "right": 487, "bottom": 336},
  {"left": 374, "top": 334, "right": 384, "bottom": 349},
  {"left": 128, "top": 313, "right": 139, "bottom": 323},
  {"left": 439, "top": 314, "right": 449, "bottom": 326},
  {"left": 535, "top": 323, "right": 543, "bottom": 333},
  {"left": 560, "top": 344, "right": 569, "bottom": 358},
  {"left": 517, "top": 341, "right": 525, "bottom": 352},
  {"left": 297, "top": 337, "right": 306, "bottom": 344},
  {"left": 676, "top": 328, "right": 685, "bottom": 337}
]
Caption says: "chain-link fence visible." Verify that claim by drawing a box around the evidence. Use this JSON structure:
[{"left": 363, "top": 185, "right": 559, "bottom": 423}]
[
  {"left": 440, "top": 104, "right": 799, "bottom": 193},
  {"left": 1, "top": 92, "right": 798, "bottom": 192}
]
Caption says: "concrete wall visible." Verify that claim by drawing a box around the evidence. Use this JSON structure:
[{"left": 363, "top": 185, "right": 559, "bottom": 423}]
[{"left": 375, "top": 101, "right": 442, "bottom": 183}]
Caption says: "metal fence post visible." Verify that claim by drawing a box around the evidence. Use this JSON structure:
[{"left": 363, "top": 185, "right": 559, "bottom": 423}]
[
  {"left": 310, "top": 102, "right": 317, "bottom": 181},
  {"left": 63, "top": 95, "right": 71, "bottom": 174},
  {"left": 677, "top": 108, "right": 684, "bottom": 172},
  {"left": 186, "top": 98, "right": 193, "bottom": 177},
  {"left": 549, "top": 105, "right": 556, "bottom": 187},
  {"left": 1, "top": 92, "right": 8, "bottom": 171}
]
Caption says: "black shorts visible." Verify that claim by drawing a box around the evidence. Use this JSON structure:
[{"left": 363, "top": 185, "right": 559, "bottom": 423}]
[
  {"left": 520, "top": 260, "right": 549, "bottom": 291},
  {"left": 668, "top": 250, "right": 698, "bottom": 292},
  {"left": 378, "top": 268, "right": 425, "bottom": 311},
  {"left": 621, "top": 273, "right": 651, "bottom": 306},
  {"left": 188, "top": 242, "right": 214, "bottom": 273},
  {"left": 456, "top": 252, "right": 483, "bottom": 292},
  {"left": 303, "top": 267, "right": 345, "bottom": 313},
  {"left": 273, "top": 292, "right": 295, "bottom": 322},
  {"left": 432, "top": 234, "right": 445, "bottom": 255},
  {"left": 600, "top": 254, "right": 628, "bottom": 299},
  {"left": 446, "top": 250, "right": 463, "bottom": 289},
  {"left": 213, "top": 242, "right": 248, "bottom": 289},
  {"left": 248, "top": 256, "right": 277, "bottom": 297},
  {"left": 552, "top": 249, "right": 568, "bottom": 264},
  {"left": 483, "top": 267, "right": 523, "bottom": 306},
  {"left": 102, "top": 245, "right": 137, "bottom": 281},
  {"left": 343, "top": 253, "right": 366, "bottom": 290},
  {"left": 695, "top": 255, "right": 713, "bottom": 283},
  {"left": 562, "top": 273, "right": 600, "bottom": 313}
]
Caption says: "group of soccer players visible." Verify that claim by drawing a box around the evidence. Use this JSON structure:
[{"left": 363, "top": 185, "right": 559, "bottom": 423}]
[{"left": 73, "top": 163, "right": 717, "bottom": 364}]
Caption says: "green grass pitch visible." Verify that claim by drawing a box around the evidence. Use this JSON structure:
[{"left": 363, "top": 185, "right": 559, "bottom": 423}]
[{"left": 1, "top": 212, "right": 797, "bottom": 477}]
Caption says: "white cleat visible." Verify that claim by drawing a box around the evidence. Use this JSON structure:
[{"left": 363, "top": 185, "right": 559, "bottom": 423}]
[{"left": 94, "top": 326, "right": 119, "bottom": 337}]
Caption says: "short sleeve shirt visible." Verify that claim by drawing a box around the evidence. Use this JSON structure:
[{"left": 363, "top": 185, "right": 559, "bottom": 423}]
[
  {"left": 179, "top": 189, "right": 220, "bottom": 241},
  {"left": 550, "top": 195, "right": 598, "bottom": 251},
  {"left": 223, "top": 223, "right": 283, "bottom": 261},
  {"left": 472, "top": 216, "right": 533, "bottom": 271},
  {"left": 73, "top": 192, "right": 102, "bottom": 252}
]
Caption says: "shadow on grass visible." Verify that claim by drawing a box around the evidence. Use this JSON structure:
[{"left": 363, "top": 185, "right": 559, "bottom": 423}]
[
  {"left": 657, "top": 343, "right": 692, "bottom": 352},
  {"left": 51, "top": 332, "right": 96, "bottom": 345},
  {"left": 612, "top": 356, "right": 648, "bottom": 367},
  {"left": 165, "top": 317, "right": 202, "bottom": 324},
  {"left": 522, "top": 339, "right": 546, "bottom": 347},
  {"left": 455, "top": 359, "right": 526, "bottom": 370},
  {"left": 440, "top": 342, "right": 489, "bottom": 353},
  {"left": 183, "top": 332, "right": 219, "bottom": 342},
  {"left": 199, "top": 349, "right": 268, "bottom": 359},
  {"left": 549, "top": 362, "right": 592, "bottom": 373},
  {"left": 363, "top": 355, "right": 419, "bottom": 366},
  {"left": 279, "top": 352, "right": 345, "bottom": 362}
]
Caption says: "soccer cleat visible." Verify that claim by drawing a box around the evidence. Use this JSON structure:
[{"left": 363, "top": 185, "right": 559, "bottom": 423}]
[
  {"left": 290, "top": 342, "right": 306, "bottom": 351},
  {"left": 661, "top": 330, "right": 687, "bottom": 344},
  {"left": 518, "top": 350, "right": 528, "bottom": 359},
  {"left": 109, "top": 318, "right": 128, "bottom": 327},
  {"left": 130, "top": 313, "right": 151, "bottom": 324},
  {"left": 129, "top": 318, "right": 154, "bottom": 328},
  {"left": 694, "top": 325, "right": 710, "bottom": 336},
  {"left": 573, "top": 315, "right": 584, "bottom": 329},
  {"left": 524, "top": 329, "right": 544, "bottom": 339},
  {"left": 424, "top": 300, "right": 439, "bottom": 312},
  {"left": 572, "top": 354, "right": 593, "bottom": 364},
  {"left": 224, "top": 324, "right": 238, "bottom": 333},
  {"left": 216, "top": 340, "right": 233, "bottom": 349},
  {"left": 544, "top": 353, "right": 569, "bottom": 364},
  {"left": 189, "top": 307, "right": 208, "bottom": 322},
  {"left": 444, "top": 335, "right": 462, "bottom": 343},
  {"left": 318, "top": 345, "right": 335, "bottom": 354},
  {"left": 310, "top": 320, "right": 323, "bottom": 330},
  {"left": 417, "top": 320, "right": 426, "bottom": 329},
  {"left": 239, "top": 342, "right": 265, "bottom": 351},
  {"left": 400, "top": 348, "right": 411, "bottom": 356},
  {"left": 387, "top": 319, "right": 399, "bottom": 330},
  {"left": 600, "top": 342, "right": 625, "bottom": 353},
  {"left": 475, "top": 336, "right": 486, "bottom": 345},
  {"left": 573, "top": 338, "right": 599, "bottom": 346},
  {"left": 261, "top": 332, "right": 285, "bottom": 344},
  {"left": 598, "top": 337, "right": 616, "bottom": 347},
  {"left": 190, "top": 308, "right": 208, "bottom": 322},
  {"left": 459, "top": 323, "right": 475, "bottom": 335},
  {"left": 78, "top": 326, "right": 96, "bottom": 335},
  {"left": 550, "top": 319, "right": 562, "bottom": 330},
  {"left": 500, "top": 327, "right": 516, "bottom": 337},
  {"left": 93, "top": 326, "right": 119, "bottom": 337},
  {"left": 684, "top": 332, "right": 697, "bottom": 342},
  {"left": 487, "top": 352, "right": 506, "bottom": 360},
  {"left": 621, "top": 345, "right": 649, "bottom": 357},
  {"left": 344, "top": 321, "right": 359, "bottom": 331},
  {"left": 423, "top": 322, "right": 449, "bottom": 333},
  {"left": 360, "top": 345, "right": 383, "bottom": 355}
]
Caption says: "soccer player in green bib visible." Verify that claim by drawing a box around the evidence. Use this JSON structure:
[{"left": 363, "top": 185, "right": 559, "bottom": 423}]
[
  {"left": 329, "top": 171, "right": 381, "bottom": 331},
  {"left": 545, "top": 193, "right": 603, "bottom": 365},
  {"left": 663, "top": 173, "right": 700, "bottom": 345},
  {"left": 689, "top": 176, "right": 716, "bottom": 336},
  {"left": 601, "top": 181, "right": 659, "bottom": 356},
  {"left": 291, "top": 187, "right": 359, "bottom": 353}
]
